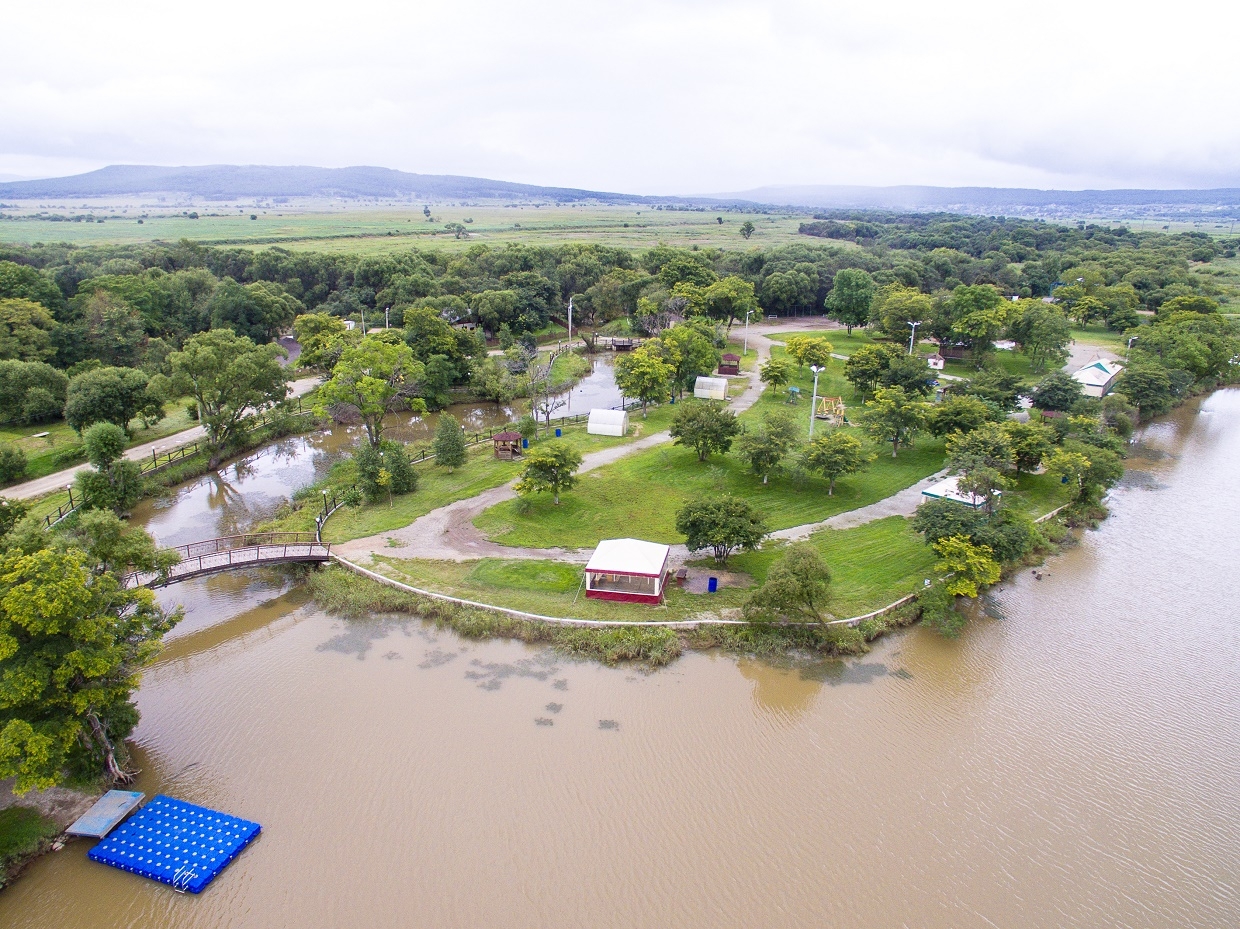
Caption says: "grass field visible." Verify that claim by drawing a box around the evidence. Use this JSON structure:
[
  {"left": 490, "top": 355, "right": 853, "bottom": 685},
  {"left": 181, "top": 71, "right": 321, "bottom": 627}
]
[
  {"left": 0, "top": 806, "right": 58, "bottom": 885},
  {"left": 1, "top": 399, "right": 199, "bottom": 487},
  {"left": 374, "top": 513, "right": 937, "bottom": 622},
  {"left": 0, "top": 204, "right": 831, "bottom": 255}
]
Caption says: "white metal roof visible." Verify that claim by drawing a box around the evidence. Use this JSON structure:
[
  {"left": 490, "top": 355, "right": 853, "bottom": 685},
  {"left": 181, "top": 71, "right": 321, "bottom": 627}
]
[
  {"left": 1072, "top": 359, "right": 1123, "bottom": 388},
  {"left": 921, "top": 476, "right": 992, "bottom": 509},
  {"left": 585, "top": 538, "right": 671, "bottom": 577}
]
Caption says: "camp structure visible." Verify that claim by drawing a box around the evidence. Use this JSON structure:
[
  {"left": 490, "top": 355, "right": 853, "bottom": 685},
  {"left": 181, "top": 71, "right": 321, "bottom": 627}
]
[
  {"left": 587, "top": 408, "right": 629, "bottom": 437},
  {"left": 925, "top": 352, "right": 945, "bottom": 371},
  {"left": 492, "top": 431, "right": 523, "bottom": 459},
  {"left": 920, "top": 475, "right": 996, "bottom": 510},
  {"left": 584, "top": 538, "right": 671, "bottom": 603},
  {"left": 694, "top": 376, "right": 729, "bottom": 401},
  {"left": 718, "top": 353, "right": 741, "bottom": 375},
  {"left": 1072, "top": 358, "right": 1124, "bottom": 398}
]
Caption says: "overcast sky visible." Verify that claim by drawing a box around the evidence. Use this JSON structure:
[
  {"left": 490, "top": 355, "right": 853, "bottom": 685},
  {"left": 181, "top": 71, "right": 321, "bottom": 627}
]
[{"left": 2, "top": 0, "right": 1237, "bottom": 193}]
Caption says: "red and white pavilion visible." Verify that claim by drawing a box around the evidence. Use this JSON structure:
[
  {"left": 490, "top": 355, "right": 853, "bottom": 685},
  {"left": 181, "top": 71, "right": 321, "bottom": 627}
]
[{"left": 584, "top": 538, "right": 671, "bottom": 604}]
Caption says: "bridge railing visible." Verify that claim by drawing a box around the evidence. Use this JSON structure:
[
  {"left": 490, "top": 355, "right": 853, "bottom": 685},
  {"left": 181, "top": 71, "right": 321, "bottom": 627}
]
[{"left": 123, "top": 532, "right": 331, "bottom": 588}]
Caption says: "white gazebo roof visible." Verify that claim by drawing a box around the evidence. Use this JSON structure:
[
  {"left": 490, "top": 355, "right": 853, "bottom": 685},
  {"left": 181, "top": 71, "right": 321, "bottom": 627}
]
[
  {"left": 921, "top": 476, "right": 992, "bottom": 509},
  {"left": 586, "top": 538, "right": 671, "bottom": 577}
]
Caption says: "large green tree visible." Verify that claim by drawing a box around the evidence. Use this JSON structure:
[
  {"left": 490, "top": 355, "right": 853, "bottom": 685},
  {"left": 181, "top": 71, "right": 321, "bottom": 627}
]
[
  {"left": 742, "top": 543, "right": 832, "bottom": 623},
  {"left": 317, "top": 335, "right": 426, "bottom": 447},
  {"left": 675, "top": 495, "right": 768, "bottom": 565},
  {"left": 514, "top": 442, "right": 583, "bottom": 504},
  {"left": 735, "top": 411, "right": 799, "bottom": 484},
  {"left": 858, "top": 386, "right": 929, "bottom": 457},
  {"left": 802, "top": 430, "right": 871, "bottom": 495},
  {"left": 169, "top": 329, "right": 290, "bottom": 467},
  {"left": 670, "top": 401, "right": 740, "bottom": 462},
  {"left": 614, "top": 343, "right": 674, "bottom": 417},
  {"left": 64, "top": 366, "right": 152, "bottom": 435},
  {"left": 825, "top": 268, "right": 875, "bottom": 334},
  {"left": 1008, "top": 304, "right": 1072, "bottom": 373},
  {"left": 0, "top": 298, "right": 57, "bottom": 362}
]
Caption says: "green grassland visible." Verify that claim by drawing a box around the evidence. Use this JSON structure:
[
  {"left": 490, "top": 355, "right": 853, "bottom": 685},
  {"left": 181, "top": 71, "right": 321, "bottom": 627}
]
[
  {"left": 374, "top": 513, "right": 937, "bottom": 622},
  {"left": 0, "top": 806, "right": 59, "bottom": 885},
  {"left": 0, "top": 204, "right": 826, "bottom": 255}
]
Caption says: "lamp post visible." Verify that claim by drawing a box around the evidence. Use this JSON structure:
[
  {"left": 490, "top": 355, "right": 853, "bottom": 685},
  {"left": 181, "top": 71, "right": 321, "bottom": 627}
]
[
  {"left": 743, "top": 309, "right": 755, "bottom": 356},
  {"left": 66, "top": 484, "right": 74, "bottom": 508},
  {"left": 1127, "top": 336, "right": 1137, "bottom": 361},
  {"left": 385, "top": 306, "right": 390, "bottom": 329},
  {"left": 808, "top": 364, "right": 824, "bottom": 438},
  {"left": 906, "top": 320, "right": 921, "bottom": 355},
  {"left": 567, "top": 296, "right": 573, "bottom": 345},
  {"left": 322, "top": 488, "right": 329, "bottom": 518}
]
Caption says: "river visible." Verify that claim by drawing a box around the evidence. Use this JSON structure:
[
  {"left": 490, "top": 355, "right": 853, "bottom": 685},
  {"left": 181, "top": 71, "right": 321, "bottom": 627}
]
[{"left": 1, "top": 390, "right": 1237, "bottom": 927}]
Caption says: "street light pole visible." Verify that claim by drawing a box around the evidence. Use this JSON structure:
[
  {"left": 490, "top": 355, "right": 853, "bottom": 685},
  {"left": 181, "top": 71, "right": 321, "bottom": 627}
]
[
  {"left": 906, "top": 320, "right": 921, "bottom": 355},
  {"left": 385, "top": 306, "right": 390, "bottom": 329},
  {"left": 744, "top": 309, "right": 755, "bottom": 356},
  {"left": 1127, "top": 336, "right": 1137, "bottom": 361},
  {"left": 808, "top": 364, "right": 824, "bottom": 438},
  {"left": 567, "top": 297, "right": 573, "bottom": 344}
]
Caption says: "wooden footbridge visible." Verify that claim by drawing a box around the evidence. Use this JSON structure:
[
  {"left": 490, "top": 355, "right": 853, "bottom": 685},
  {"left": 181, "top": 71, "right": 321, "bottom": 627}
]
[{"left": 123, "top": 532, "right": 331, "bottom": 588}]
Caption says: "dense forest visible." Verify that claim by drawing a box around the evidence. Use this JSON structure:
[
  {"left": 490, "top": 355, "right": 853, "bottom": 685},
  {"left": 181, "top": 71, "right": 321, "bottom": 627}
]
[{"left": 0, "top": 212, "right": 1234, "bottom": 440}]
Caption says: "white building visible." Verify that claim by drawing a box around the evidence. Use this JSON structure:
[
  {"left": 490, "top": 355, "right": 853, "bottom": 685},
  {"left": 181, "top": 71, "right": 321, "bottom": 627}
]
[
  {"left": 693, "top": 376, "right": 729, "bottom": 401},
  {"left": 587, "top": 408, "right": 629, "bottom": 437},
  {"left": 585, "top": 539, "right": 671, "bottom": 603},
  {"left": 1072, "top": 359, "right": 1124, "bottom": 398},
  {"left": 921, "top": 475, "right": 994, "bottom": 510}
]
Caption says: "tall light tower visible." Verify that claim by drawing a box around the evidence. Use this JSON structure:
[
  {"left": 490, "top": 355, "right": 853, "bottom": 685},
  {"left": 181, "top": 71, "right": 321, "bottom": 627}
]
[
  {"left": 906, "top": 320, "right": 921, "bottom": 355},
  {"left": 743, "top": 309, "right": 756, "bottom": 356},
  {"left": 808, "top": 364, "right": 824, "bottom": 438}
]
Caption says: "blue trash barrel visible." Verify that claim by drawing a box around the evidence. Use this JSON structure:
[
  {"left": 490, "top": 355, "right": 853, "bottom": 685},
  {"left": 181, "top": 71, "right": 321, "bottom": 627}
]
[
  {"left": 708, "top": 577, "right": 718, "bottom": 593},
  {"left": 522, "top": 438, "right": 529, "bottom": 449},
  {"left": 555, "top": 428, "right": 562, "bottom": 437}
]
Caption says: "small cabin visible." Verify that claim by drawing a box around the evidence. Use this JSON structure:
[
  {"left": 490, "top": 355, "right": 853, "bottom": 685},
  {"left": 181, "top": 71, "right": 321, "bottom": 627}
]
[
  {"left": 492, "top": 430, "right": 523, "bottom": 460},
  {"left": 718, "top": 353, "right": 741, "bottom": 376},
  {"left": 694, "top": 376, "right": 729, "bottom": 401},
  {"left": 1072, "top": 359, "right": 1124, "bottom": 398},
  {"left": 585, "top": 538, "right": 671, "bottom": 603},
  {"left": 587, "top": 408, "right": 628, "bottom": 437},
  {"left": 925, "top": 353, "right": 945, "bottom": 371}
]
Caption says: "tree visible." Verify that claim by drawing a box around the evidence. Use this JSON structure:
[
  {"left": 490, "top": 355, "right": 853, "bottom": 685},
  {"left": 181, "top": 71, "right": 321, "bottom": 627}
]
[
  {"left": 933, "top": 535, "right": 1001, "bottom": 598},
  {"left": 0, "top": 444, "right": 26, "bottom": 484},
  {"left": 0, "top": 360, "right": 68, "bottom": 425},
  {"left": 759, "top": 357, "right": 793, "bottom": 391},
  {"left": 963, "top": 368, "right": 1023, "bottom": 413},
  {"left": 912, "top": 498, "right": 985, "bottom": 547},
  {"left": 736, "top": 411, "right": 799, "bottom": 483},
  {"left": 0, "top": 298, "right": 57, "bottom": 362},
  {"left": 675, "top": 496, "right": 768, "bottom": 565},
  {"left": 658, "top": 324, "right": 720, "bottom": 396},
  {"left": 740, "top": 221, "right": 755, "bottom": 240},
  {"left": 702, "top": 276, "right": 758, "bottom": 329},
  {"left": 880, "top": 353, "right": 935, "bottom": 396},
  {"left": 742, "top": 543, "right": 832, "bottom": 623},
  {"left": 825, "top": 268, "right": 875, "bottom": 334},
  {"left": 432, "top": 413, "right": 468, "bottom": 468},
  {"left": 293, "top": 312, "right": 356, "bottom": 374},
  {"left": 1002, "top": 420, "right": 1055, "bottom": 474},
  {"left": 208, "top": 279, "right": 302, "bottom": 344},
  {"left": 74, "top": 423, "right": 143, "bottom": 514},
  {"left": 872, "top": 284, "right": 933, "bottom": 341},
  {"left": 614, "top": 343, "right": 674, "bottom": 417},
  {"left": 927, "top": 395, "right": 995, "bottom": 437},
  {"left": 1030, "top": 371, "right": 1083, "bottom": 412},
  {"left": 514, "top": 441, "right": 583, "bottom": 504},
  {"left": 1044, "top": 447, "right": 1092, "bottom": 499},
  {"left": 947, "top": 423, "right": 1013, "bottom": 473},
  {"left": 76, "top": 291, "right": 147, "bottom": 368},
  {"left": 354, "top": 440, "right": 418, "bottom": 503},
  {"left": 843, "top": 343, "right": 899, "bottom": 396},
  {"left": 784, "top": 335, "right": 835, "bottom": 371},
  {"left": 1008, "top": 304, "right": 1072, "bottom": 373},
  {"left": 802, "top": 430, "right": 871, "bottom": 495},
  {"left": 169, "top": 330, "right": 290, "bottom": 467},
  {"left": 0, "top": 546, "right": 179, "bottom": 790},
  {"left": 858, "top": 386, "right": 929, "bottom": 457},
  {"left": 1117, "top": 363, "right": 1174, "bottom": 420},
  {"left": 671, "top": 401, "right": 740, "bottom": 462},
  {"left": 318, "top": 335, "right": 426, "bottom": 447},
  {"left": 949, "top": 285, "right": 1010, "bottom": 365},
  {"left": 64, "top": 366, "right": 152, "bottom": 435}
]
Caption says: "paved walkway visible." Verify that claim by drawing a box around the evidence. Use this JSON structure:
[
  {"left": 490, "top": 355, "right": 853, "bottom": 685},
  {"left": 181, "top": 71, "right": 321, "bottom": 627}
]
[{"left": 7, "top": 377, "right": 320, "bottom": 501}]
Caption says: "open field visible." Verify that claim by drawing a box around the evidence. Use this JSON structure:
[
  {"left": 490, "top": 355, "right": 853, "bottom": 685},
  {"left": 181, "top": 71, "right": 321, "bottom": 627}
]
[{"left": 0, "top": 203, "right": 826, "bottom": 254}]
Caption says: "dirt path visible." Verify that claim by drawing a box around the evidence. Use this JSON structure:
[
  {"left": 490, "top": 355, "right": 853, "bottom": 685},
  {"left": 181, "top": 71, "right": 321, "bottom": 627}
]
[{"left": 6, "top": 377, "right": 320, "bottom": 501}]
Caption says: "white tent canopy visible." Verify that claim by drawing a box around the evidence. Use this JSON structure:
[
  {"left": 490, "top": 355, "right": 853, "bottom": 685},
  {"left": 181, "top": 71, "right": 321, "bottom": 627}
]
[
  {"left": 586, "top": 539, "right": 671, "bottom": 577},
  {"left": 588, "top": 408, "right": 629, "bottom": 436}
]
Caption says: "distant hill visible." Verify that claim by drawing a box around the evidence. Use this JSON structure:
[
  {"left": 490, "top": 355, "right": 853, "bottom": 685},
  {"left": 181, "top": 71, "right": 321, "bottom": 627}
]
[
  {"left": 721, "top": 184, "right": 1240, "bottom": 217},
  {"left": 0, "top": 164, "right": 642, "bottom": 203}
]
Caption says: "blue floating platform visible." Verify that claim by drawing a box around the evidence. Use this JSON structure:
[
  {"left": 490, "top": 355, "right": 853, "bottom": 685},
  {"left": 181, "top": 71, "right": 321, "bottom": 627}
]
[{"left": 87, "top": 795, "right": 260, "bottom": 893}]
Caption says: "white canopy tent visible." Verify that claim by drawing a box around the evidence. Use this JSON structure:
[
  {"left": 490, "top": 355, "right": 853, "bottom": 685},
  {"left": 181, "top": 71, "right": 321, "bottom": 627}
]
[
  {"left": 588, "top": 408, "right": 629, "bottom": 436},
  {"left": 585, "top": 538, "right": 671, "bottom": 603}
]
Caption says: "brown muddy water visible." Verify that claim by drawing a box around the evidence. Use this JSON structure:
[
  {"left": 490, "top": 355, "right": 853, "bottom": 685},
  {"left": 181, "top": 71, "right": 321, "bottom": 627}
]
[{"left": 2, "top": 391, "right": 1238, "bottom": 927}]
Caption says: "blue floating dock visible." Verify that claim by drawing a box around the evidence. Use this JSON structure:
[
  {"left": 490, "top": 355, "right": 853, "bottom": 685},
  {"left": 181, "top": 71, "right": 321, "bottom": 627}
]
[
  {"left": 66, "top": 789, "right": 144, "bottom": 838},
  {"left": 87, "top": 795, "right": 261, "bottom": 893}
]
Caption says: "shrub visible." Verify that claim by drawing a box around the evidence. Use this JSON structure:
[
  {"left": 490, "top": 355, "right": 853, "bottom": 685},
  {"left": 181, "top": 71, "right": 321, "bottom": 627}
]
[
  {"left": 354, "top": 440, "right": 418, "bottom": 503},
  {"left": 0, "top": 444, "right": 26, "bottom": 484}
]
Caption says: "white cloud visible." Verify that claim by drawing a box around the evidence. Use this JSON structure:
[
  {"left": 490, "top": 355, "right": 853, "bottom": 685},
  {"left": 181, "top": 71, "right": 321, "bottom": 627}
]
[{"left": 1, "top": 0, "right": 1237, "bottom": 191}]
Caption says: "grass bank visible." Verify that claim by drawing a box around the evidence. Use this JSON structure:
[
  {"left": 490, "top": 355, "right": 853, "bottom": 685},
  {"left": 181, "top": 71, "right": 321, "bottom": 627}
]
[{"left": 0, "top": 806, "right": 59, "bottom": 887}]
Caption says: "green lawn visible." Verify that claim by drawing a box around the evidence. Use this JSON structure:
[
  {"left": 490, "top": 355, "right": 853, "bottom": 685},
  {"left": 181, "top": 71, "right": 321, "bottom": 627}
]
[
  {"left": 374, "top": 514, "right": 937, "bottom": 622},
  {"left": 473, "top": 430, "right": 948, "bottom": 550},
  {"left": 1, "top": 399, "right": 199, "bottom": 487},
  {"left": 770, "top": 328, "right": 885, "bottom": 356},
  {"left": 1003, "top": 471, "right": 1076, "bottom": 518},
  {"left": 0, "top": 806, "right": 58, "bottom": 884}
]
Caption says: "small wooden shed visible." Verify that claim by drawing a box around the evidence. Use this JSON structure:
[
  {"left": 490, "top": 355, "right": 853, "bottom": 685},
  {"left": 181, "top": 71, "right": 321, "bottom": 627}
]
[
  {"left": 925, "top": 352, "right": 945, "bottom": 370},
  {"left": 694, "top": 376, "right": 729, "bottom": 401},
  {"left": 718, "top": 353, "right": 741, "bottom": 375},
  {"left": 493, "top": 430, "right": 523, "bottom": 460}
]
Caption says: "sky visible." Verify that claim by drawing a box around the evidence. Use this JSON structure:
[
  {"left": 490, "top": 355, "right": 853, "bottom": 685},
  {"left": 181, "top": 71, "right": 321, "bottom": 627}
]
[{"left": 2, "top": 0, "right": 1238, "bottom": 194}]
